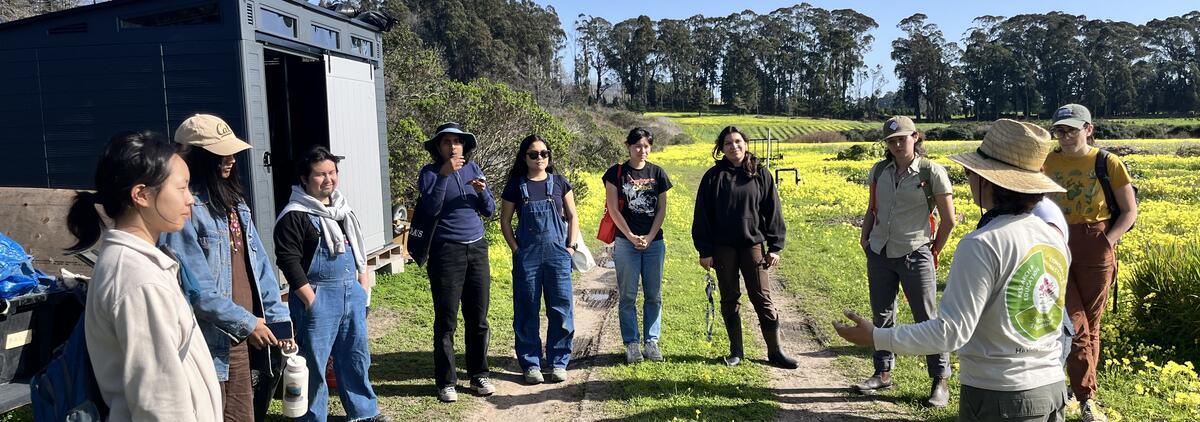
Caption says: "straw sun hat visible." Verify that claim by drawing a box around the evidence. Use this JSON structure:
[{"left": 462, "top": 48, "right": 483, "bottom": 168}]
[{"left": 948, "top": 119, "right": 1066, "bottom": 194}]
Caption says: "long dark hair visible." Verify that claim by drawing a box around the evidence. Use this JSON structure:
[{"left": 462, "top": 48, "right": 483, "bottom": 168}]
[
  {"left": 67, "top": 131, "right": 182, "bottom": 252},
  {"left": 883, "top": 131, "right": 927, "bottom": 161},
  {"left": 991, "top": 184, "right": 1043, "bottom": 215},
  {"left": 712, "top": 125, "right": 760, "bottom": 177},
  {"left": 625, "top": 127, "right": 653, "bottom": 145},
  {"left": 506, "top": 134, "right": 557, "bottom": 182},
  {"left": 186, "top": 147, "right": 244, "bottom": 217}
]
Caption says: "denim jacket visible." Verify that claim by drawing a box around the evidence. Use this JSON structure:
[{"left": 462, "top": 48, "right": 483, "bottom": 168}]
[{"left": 158, "top": 190, "right": 290, "bottom": 380}]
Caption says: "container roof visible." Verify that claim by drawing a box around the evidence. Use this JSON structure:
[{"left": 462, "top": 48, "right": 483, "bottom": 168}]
[{"left": 0, "top": 0, "right": 386, "bottom": 32}]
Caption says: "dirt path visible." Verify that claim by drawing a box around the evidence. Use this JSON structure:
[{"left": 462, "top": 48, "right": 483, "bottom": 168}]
[
  {"left": 750, "top": 275, "right": 917, "bottom": 422},
  {"left": 464, "top": 263, "right": 621, "bottom": 422}
]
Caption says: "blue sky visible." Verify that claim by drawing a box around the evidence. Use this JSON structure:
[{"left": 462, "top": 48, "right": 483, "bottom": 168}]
[{"left": 534, "top": 0, "right": 1199, "bottom": 92}]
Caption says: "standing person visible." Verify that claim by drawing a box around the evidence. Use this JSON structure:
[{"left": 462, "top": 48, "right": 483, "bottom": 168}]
[
  {"left": 855, "top": 116, "right": 957, "bottom": 407},
  {"left": 603, "top": 127, "right": 672, "bottom": 364},
  {"left": 275, "top": 146, "right": 389, "bottom": 422},
  {"left": 416, "top": 122, "right": 496, "bottom": 402},
  {"left": 160, "top": 114, "right": 292, "bottom": 422},
  {"left": 835, "top": 119, "right": 1072, "bottom": 422},
  {"left": 67, "top": 131, "right": 222, "bottom": 421},
  {"left": 499, "top": 134, "right": 579, "bottom": 384},
  {"left": 692, "top": 126, "right": 797, "bottom": 369},
  {"left": 1043, "top": 104, "right": 1137, "bottom": 422}
]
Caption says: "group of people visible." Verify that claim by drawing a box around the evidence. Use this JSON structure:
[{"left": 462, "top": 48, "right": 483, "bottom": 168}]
[
  {"left": 62, "top": 101, "right": 1133, "bottom": 421},
  {"left": 67, "top": 114, "right": 386, "bottom": 421},
  {"left": 418, "top": 122, "right": 805, "bottom": 404},
  {"left": 835, "top": 103, "right": 1135, "bottom": 422}
]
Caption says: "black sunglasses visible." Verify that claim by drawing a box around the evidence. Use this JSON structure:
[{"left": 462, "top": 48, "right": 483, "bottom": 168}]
[{"left": 525, "top": 150, "right": 551, "bottom": 159}]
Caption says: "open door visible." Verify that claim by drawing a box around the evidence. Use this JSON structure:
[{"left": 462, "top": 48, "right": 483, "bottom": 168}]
[{"left": 324, "top": 54, "right": 387, "bottom": 253}]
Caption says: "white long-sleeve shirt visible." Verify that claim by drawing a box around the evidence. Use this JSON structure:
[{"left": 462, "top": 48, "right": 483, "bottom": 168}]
[
  {"left": 86, "top": 230, "right": 222, "bottom": 421},
  {"left": 873, "top": 213, "right": 1072, "bottom": 391}
]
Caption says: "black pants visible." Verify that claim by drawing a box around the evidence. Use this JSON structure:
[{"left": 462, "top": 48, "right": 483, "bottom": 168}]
[{"left": 429, "top": 238, "right": 491, "bottom": 387}]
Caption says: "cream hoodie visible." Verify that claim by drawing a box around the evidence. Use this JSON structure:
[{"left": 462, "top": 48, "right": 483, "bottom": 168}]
[{"left": 85, "top": 230, "right": 222, "bottom": 421}]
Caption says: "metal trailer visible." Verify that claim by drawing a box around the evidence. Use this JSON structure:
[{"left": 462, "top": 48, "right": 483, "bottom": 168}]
[{"left": 0, "top": 0, "right": 396, "bottom": 265}]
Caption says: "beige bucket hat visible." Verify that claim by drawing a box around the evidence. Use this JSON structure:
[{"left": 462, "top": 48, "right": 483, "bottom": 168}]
[{"left": 948, "top": 119, "right": 1065, "bottom": 194}]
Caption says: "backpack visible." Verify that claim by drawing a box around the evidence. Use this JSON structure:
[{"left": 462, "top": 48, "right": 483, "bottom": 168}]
[
  {"left": 30, "top": 317, "right": 108, "bottom": 422},
  {"left": 1095, "top": 148, "right": 1138, "bottom": 232}
]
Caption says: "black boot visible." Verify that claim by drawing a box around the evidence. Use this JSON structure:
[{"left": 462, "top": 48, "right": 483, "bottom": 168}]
[
  {"left": 722, "top": 312, "right": 744, "bottom": 366},
  {"left": 762, "top": 326, "right": 799, "bottom": 369}
]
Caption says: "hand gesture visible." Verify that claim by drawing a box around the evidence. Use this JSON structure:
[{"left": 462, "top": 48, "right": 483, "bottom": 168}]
[
  {"left": 698, "top": 256, "right": 713, "bottom": 271},
  {"left": 468, "top": 177, "right": 487, "bottom": 194},
  {"left": 247, "top": 318, "right": 279, "bottom": 349},
  {"left": 440, "top": 155, "right": 466, "bottom": 176},
  {"left": 832, "top": 310, "right": 875, "bottom": 347}
]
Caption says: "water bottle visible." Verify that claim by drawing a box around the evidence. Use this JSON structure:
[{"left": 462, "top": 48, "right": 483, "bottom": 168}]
[{"left": 282, "top": 345, "right": 309, "bottom": 418}]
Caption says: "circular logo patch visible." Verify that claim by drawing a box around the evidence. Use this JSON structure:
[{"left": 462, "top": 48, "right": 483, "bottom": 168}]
[{"left": 1005, "top": 244, "right": 1068, "bottom": 341}]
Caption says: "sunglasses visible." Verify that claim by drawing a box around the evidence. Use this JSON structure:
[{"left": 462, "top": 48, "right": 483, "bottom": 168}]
[
  {"left": 1052, "top": 126, "right": 1084, "bottom": 138},
  {"left": 525, "top": 150, "right": 551, "bottom": 159}
]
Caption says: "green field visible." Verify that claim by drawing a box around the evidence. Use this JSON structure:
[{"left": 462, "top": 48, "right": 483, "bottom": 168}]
[{"left": 646, "top": 112, "right": 947, "bottom": 143}]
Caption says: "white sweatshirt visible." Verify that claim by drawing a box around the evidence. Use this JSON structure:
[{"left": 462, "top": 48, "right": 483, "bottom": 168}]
[
  {"left": 873, "top": 213, "right": 1072, "bottom": 391},
  {"left": 85, "top": 230, "right": 222, "bottom": 421}
]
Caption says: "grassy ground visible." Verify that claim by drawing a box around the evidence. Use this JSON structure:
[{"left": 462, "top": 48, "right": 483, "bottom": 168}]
[{"left": 645, "top": 112, "right": 946, "bottom": 144}]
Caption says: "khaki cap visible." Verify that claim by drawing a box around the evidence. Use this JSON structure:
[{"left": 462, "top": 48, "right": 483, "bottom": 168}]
[
  {"left": 881, "top": 116, "right": 917, "bottom": 141},
  {"left": 175, "top": 114, "right": 252, "bottom": 156}
]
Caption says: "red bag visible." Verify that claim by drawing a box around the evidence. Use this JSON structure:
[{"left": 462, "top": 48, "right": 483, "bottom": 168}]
[{"left": 597, "top": 165, "right": 623, "bottom": 244}]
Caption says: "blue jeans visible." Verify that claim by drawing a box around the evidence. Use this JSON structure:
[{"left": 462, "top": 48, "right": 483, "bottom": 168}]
[
  {"left": 613, "top": 237, "right": 665, "bottom": 345},
  {"left": 291, "top": 221, "right": 378, "bottom": 422},
  {"left": 512, "top": 180, "right": 574, "bottom": 370}
]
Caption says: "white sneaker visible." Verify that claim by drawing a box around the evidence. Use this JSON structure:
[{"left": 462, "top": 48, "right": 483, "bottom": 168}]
[
  {"left": 625, "top": 342, "right": 643, "bottom": 363},
  {"left": 437, "top": 386, "right": 457, "bottom": 402}
]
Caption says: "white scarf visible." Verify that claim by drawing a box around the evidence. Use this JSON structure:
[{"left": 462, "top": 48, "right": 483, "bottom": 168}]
[{"left": 278, "top": 185, "right": 366, "bottom": 271}]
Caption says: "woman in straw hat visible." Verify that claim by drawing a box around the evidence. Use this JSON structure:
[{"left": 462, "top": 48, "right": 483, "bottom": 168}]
[
  {"left": 855, "top": 116, "right": 956, "bottom": 407},
  {"left": 835, "top": 119, "right": 1072, "bottom": 421}
]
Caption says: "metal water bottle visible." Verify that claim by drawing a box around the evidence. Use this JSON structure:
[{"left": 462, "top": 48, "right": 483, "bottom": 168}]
[{"left": 281, "top": 344, "right": 309, "bottom": 418}]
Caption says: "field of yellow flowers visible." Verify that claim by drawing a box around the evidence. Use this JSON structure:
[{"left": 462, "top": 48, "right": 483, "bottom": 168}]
[{"left": 650, "top": 137, "right": 1200, "bottom": 421}]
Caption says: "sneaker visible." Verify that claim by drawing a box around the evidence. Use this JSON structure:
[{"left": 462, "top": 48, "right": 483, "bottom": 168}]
[
  {"left": 625, "top": 342, "right": 643, "bottom": 363},
  {"left": 470, "top": 377, "right": 496, "bottom": 396},
  {"left": 643, "top": 341, "right": 664, "bottom": 362},
  {"left": 546, "top": 367, "right": 568, "bottom": 383},
  {"left": 1081, "top": 399, "right": 1108, "bottom": 422},
  {"left": 437, "top": 386, "right": 458, "bottom": 402},
  {"left": 523, "top": 367, "right": 544, "bottom": 384},
  {"left": 363, "top": 415, "right": 393, "bottom": 422}
]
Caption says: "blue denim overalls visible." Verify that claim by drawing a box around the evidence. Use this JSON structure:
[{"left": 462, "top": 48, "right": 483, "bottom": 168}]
[
  {"left": 289, "top": 215, "right": 379, "bottom": 422},
  {"left": 512, "top": 175, "right": 575, "bottom": 370}
]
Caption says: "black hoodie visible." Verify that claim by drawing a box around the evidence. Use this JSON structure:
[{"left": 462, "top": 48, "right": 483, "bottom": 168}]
[{"left": 692, "top": 158, "right": 786, "bottom": 258}]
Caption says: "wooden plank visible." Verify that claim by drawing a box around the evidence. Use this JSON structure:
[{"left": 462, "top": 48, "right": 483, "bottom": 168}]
[{"left": 0, "top": 187, "right": 99, "bottom": 276}]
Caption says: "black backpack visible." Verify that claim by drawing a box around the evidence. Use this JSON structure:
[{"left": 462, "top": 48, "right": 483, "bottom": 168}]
[{"left": 1095, "top": 149, "right": 1138, "bottom": 231}]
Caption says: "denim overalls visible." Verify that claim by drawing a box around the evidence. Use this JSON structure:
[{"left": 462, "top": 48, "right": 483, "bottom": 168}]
[
  {"left": 289, "top": 215, "right": 379, "bottom": 422},
  {"left": 511, "top": 176, "right": 575, "bottom": 370}
]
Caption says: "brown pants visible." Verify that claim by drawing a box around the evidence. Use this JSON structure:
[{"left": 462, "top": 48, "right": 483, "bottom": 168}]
[
  {"left": 221, "top": 342, "right": 254, "bottom": 422},
  {"left": 713, "top": 244, "right": 779, "bottom": 329},
  {"left": 1065, "top": 221, "right": 1116, "bottom": 401}
]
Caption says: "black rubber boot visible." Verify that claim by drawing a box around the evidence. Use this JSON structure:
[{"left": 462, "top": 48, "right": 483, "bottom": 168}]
[
  {"left": 762, "top": 326, "right": 799, "bottom": 369},
  {"left": 722, "top": 312, "right": 744, "bottom": 366}
]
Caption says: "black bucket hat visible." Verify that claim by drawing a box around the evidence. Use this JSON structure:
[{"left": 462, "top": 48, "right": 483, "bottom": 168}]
[{"left": 424, "top": 122, "right": 478, "bottom": 157}]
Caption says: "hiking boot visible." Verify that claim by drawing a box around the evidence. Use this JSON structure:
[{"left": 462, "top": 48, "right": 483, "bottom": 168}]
[
  {"left": 625, "top": 342, "right": 643, "bottom": 363},
  {"left": 925, "top": 377, "right": 950, "bottom": 408},
  {"left": 437, "top": 386, "right": 458, "bottom": 402},
  {"left": 470, "top": 377, "right": 496, "bottom": 396},
  {"left": 546, "top": 367, "right": 568, "bottom": 383},
  {"left": 723, "top": 311, "right": 744, "bottom": 367},
  {"left": 1081, "top": 399, "right": 1108, "bottom": 422},
  {"left": 762, "top": 326, "right": 799, "bottom": 369},
  {"left": 852, "top": 371, "right": 893, "bottom": 392},
  {"left": 523, "top": 367, "right": 544, "bottom": 384},
  {"left": 643, "top": 341, "right": 664, "bottom": 362}
]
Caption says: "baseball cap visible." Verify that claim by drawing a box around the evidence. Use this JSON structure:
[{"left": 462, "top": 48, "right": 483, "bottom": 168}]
[
  {"left": 174, "top": 114, "right": 252, "bottom": 156},
  {"left": 1051, "top": 104, "right": 1092, "bottom": 129},
  {"left": 881, "top": 116, "right": 917, "bottom": 141}
]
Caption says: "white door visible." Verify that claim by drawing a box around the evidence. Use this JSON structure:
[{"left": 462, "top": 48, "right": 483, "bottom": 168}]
[{"left": 325, "top": 54, "right": 386, "bottom": 253}]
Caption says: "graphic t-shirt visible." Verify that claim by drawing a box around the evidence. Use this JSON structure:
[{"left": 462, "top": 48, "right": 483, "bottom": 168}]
[
  {"left": 1043, "top": 147, "right": 1132, "bottom": 224},
  {"left": 602, "top": 162, "right": 672, "bottom": 241}
]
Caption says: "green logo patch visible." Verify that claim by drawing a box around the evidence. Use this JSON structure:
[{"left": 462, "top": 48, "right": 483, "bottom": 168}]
[{"left": 1006, "top": 244, "right": 1068, "bottom": 341}]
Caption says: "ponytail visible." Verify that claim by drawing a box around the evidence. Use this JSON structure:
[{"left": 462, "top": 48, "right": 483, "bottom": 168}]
[
  {"left": 66, "top": 191, "right": 105, "bottom": 253},
  {"left": 742, "top": 152, "right": 760, "bottom": 177}
]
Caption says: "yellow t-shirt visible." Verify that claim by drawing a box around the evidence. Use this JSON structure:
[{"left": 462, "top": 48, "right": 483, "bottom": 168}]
[{"left": 1043, "top": 147, "right": 1132, "bottom": 224}]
